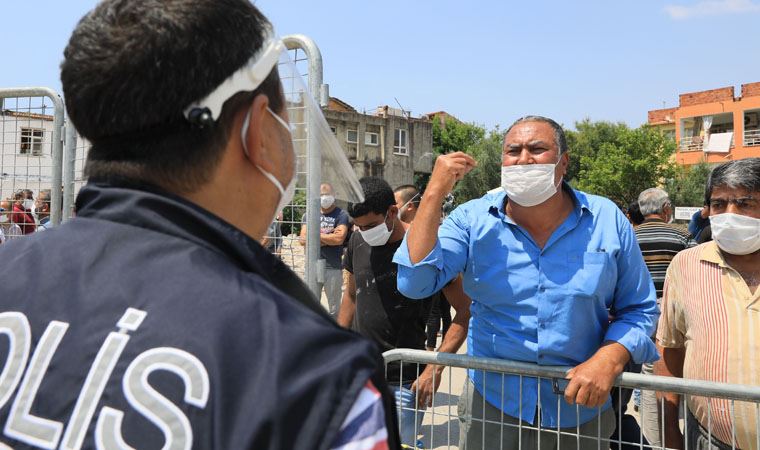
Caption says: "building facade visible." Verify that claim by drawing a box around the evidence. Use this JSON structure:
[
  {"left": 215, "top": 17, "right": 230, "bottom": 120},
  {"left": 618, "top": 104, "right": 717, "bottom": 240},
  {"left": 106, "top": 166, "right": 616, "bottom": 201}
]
[
  {"left": 323, "top": 99, "right": 433, "bottom": 189},
  {"left": 648, "top": 82, "right": 760, "bottom": 166}
]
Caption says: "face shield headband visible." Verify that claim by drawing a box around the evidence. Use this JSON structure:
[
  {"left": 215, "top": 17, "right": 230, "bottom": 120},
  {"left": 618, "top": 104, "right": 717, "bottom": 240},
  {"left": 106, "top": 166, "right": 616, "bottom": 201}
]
[{"left": 183, "top": 27, "right": 284, "bottom": 125}]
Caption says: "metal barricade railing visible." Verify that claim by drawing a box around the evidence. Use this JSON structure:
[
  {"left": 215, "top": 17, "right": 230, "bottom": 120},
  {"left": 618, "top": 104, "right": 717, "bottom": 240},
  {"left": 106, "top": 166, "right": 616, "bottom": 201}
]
[
  {"left": 383, "top": 349, "right": 760, "bottom": 450},
  {"left": 0, "top": 88, "right": 65, "bottom": 241}
]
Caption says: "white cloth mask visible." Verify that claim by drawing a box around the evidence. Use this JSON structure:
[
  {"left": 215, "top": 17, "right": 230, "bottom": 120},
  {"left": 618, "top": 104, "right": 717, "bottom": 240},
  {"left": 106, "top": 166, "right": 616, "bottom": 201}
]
[
  {"left": 321, "top": 195, "right": 335, "bottom": 209},
  {"left": 22, "top": 199, "right": 34, "bottom": 210},
  {"left": 710, "top": 213, "right": 760, "bottom": 256},
  {"left": 359, "top": 212, "right": 394, "bottom": 247},
  {"left": 501, "top": 156, "right": 563, "bottom": 207},
  {"left": 0, "top": 214, "right": 7, "bottom": 223},
  {"left": 241, "top": 107, "right": 296, "bottom": 223}
]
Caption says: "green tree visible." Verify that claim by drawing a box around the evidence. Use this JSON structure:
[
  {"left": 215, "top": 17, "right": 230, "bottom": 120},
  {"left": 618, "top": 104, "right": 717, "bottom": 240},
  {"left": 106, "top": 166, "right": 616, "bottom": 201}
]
[
  {"left": 664, "top": 161, "right": 711, "bottom": 207},
  {"left": 418, "top": 116, "right": 487, "bottom": 194},
  {"left": 432, "top": 116, "right": 486, "bottom": 156},
  {"left": 572, "top": 124, "right": 676, "bottom": 206},
  {"left": 565, "top": 119, "right": 631, "bottom": 183},
  {"left": 452, "top": 129, "right": 503, "bottom": 204}
]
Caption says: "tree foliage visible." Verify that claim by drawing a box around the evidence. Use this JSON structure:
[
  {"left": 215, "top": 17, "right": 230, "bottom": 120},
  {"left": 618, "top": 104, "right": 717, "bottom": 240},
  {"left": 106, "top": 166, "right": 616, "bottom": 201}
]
[
  {"left": 452, "top": 129, "right": 503, "bottom": 204},
  {"left": 569, "top": 122, "right": 676, "bottom": 207},
  {"left": 664, "top": 161, "right": 711, "bottom": 207},
  {"left": 432, "top": 117, "right": 486, "bottom": 156}
]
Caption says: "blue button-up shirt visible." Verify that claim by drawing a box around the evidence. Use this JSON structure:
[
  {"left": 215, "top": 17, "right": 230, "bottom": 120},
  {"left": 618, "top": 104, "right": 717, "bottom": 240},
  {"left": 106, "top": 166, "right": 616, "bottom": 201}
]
[{"left": 393, "top": 187, "right": 659, "bottom": 428}]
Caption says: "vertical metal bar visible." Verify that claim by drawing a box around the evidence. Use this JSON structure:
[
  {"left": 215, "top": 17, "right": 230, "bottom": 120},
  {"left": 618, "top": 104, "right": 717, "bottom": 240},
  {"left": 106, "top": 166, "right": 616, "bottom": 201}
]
[
  {"left": 62, "top": 120, "right": 77, "bottom": 221},
  {"left": 730, "top": 399, "right": 736, "bottom": 450},
  {"left": 519, "top": 375, "right": 523, "bottom": 450},
  {"left": 282, "top": 35, "right": 323, "bottom": 296},
  {"left": 482, "top": 370, "right": 486, "bottom": 450},
  {"left": 47, "top": 91, "right": 64, "bottom": 226}
]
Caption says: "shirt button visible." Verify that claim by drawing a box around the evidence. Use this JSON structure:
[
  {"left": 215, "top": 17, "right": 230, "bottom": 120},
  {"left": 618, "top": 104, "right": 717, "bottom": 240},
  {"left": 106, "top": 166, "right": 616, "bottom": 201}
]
[{"left": 538, "top": 286, "right": 546, "bottom": 292}]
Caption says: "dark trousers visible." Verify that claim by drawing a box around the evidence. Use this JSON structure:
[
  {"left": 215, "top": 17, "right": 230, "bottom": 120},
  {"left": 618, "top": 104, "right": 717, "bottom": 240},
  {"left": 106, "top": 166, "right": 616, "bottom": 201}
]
[{"left": 426, "top": 293, "right": 451, "bottom": 349}]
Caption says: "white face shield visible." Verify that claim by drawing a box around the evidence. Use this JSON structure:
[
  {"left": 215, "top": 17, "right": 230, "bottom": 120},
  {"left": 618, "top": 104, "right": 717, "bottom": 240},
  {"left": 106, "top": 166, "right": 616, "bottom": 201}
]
[{"left": 183, "top": 27, "right": 364, "bottom": 203}]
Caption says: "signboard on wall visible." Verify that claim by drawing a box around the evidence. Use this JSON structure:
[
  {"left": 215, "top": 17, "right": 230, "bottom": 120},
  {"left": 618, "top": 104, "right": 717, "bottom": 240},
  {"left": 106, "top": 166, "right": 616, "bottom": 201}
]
[{"left": 675, "top": 206, "right": 702, "bottom": 221}]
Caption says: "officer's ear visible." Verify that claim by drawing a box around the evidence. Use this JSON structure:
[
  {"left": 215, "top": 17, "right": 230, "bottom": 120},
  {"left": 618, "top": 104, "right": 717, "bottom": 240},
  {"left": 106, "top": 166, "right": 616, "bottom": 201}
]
[{"left": 240, "top": 94, "right": 277, "bottom": 174}]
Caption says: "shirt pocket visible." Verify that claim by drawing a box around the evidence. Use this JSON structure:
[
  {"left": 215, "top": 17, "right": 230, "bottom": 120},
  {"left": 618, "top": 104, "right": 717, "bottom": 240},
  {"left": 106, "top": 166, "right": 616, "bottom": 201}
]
[{"left": 564, "top": 252, "right": 614, "bottom": 300}]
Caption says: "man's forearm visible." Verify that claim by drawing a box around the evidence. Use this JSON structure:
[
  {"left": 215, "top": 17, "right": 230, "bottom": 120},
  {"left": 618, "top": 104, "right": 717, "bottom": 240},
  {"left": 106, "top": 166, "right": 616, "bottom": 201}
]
[
  {"left": 655, "top": 345, "right": 685, "bottom": 449},
  {"left": 407, "top": 189, "right": 446, "bottom": 264},
  {"left": 320, "top": 233, "right": 346, "bottom": 246},
  {"left": 336, "top": 292, "right": 355, "bottom": 328}
]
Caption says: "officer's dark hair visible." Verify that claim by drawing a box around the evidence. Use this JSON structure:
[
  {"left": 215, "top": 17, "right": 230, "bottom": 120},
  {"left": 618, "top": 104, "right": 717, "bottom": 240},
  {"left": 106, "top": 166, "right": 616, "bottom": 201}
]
[
  {"left": 505, "top": 115, "right": 568, "bottom": 154},
  {"left": 348, "top": 177, "right": 396, "bottom": 218},
  {"left": 706, "top": 158, "right": 760, "bottom": 204},
  {"left": 394, "top": 184, "right": 420, "bottom": 206},
  {"left": 61, "top": 0, "right": 284, "bottom": 193}
]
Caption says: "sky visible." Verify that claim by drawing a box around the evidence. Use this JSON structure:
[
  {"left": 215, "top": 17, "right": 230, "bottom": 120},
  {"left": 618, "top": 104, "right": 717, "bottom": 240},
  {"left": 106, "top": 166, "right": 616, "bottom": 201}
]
[{"left": 1, "top": 0, "right": 759, "bottom": 131}]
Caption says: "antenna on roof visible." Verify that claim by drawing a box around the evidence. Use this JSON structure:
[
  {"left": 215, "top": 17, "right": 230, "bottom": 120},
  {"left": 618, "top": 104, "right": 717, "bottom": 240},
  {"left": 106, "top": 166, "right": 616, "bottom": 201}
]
[{"left": 394, "top": 97, "right": 411, "bottom": 119}]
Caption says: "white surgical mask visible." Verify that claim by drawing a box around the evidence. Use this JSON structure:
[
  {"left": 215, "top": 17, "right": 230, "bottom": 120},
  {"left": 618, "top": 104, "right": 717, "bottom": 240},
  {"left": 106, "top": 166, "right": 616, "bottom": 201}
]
[
  {"left": 241, "top": 107, "right": 296, "bottom": 223},
  {"left": 0, "top": 214, "right": 7, "bottom": 223},
  {"left": 321, "top": 195, "right": 335, "bottom": 210},
  {"left": 501, "top": 156, "right": 563, "bottom": 207},
  {"left": 359, "top": 211, "right": 394, "bottom": 247},
  {"left": 710, "top": 213, "right": 760, "bottom": 256},
  {"left": 22, "top": 199, "right": 34, "bottom": 210}
]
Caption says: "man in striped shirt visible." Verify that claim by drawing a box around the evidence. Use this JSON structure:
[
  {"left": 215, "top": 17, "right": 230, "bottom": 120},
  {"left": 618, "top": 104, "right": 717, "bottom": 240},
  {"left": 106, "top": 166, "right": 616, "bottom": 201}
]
[
  {"left": 634, "top": 188, "right": 694, "bottom": 447},
  {"left": 656, "top": 158, "right": 760, "bottom": 450},
  {"left": 635, "top": 188, "right": 695, "bottom": 298}
]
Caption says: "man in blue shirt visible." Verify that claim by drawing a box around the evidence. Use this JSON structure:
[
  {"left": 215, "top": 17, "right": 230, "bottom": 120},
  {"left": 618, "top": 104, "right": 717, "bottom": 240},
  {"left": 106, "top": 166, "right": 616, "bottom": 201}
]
[{"left": 394, "top": 115, "right": 659, "bottom": 449}]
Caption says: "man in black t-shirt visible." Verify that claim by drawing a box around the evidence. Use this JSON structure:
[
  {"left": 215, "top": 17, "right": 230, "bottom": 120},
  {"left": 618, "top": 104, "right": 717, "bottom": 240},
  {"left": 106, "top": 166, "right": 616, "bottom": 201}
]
[
  {"left": 300, "top": 183, "right": 349, "bottom": 318},
  {"left": 338, "top": 177, "right": 431, "bottom": 447}
]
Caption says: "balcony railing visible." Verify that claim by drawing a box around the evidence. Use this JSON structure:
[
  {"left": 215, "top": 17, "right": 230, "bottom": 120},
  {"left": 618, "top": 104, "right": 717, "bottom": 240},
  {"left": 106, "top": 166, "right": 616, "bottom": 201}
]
[
  {"left": 745, "top": 129, "right": 760, "bottom": 147},
  {"left": 679, "top": 136, "right": 703, "bottom": 152}
]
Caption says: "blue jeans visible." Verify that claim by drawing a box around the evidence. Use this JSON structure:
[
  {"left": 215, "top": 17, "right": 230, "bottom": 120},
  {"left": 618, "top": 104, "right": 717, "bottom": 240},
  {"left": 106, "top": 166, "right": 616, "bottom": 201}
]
[{"left": 391, "top": 383, "right": 425, "bottom": 447}]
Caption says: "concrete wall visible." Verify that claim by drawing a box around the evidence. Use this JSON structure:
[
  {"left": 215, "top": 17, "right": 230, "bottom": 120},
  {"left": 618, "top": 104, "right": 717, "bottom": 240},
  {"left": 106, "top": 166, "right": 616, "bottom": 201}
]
[{"left": 323, "top": 109, "right": 433, "bottom": 189}]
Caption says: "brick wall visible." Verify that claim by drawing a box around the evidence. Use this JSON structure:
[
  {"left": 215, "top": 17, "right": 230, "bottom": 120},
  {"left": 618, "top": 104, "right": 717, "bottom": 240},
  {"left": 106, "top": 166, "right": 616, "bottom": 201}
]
[
  {"left": 679, "top": 86, "right": 735, "bottom": 107},
  {"left": 741, "top": 82, "right": 760, "bottom": 98},
  {"left": 648, "top": 107, "right": 677, "bottom": 124}
]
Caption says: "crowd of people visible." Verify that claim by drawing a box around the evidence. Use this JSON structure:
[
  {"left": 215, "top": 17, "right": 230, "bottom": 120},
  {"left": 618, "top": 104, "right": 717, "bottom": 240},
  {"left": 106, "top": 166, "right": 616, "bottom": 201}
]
[
  {"left": 0, "top": 1, "right": 758, "bottom": 449},
  {"left": 0, "top": 188, "right": 52, "bottom": 243}
]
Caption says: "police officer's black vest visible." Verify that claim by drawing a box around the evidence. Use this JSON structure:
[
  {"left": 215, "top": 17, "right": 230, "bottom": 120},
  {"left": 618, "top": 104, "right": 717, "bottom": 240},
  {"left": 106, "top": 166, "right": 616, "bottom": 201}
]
[{"left": 0, "top": 181, "right": 400, "bottom": 449}]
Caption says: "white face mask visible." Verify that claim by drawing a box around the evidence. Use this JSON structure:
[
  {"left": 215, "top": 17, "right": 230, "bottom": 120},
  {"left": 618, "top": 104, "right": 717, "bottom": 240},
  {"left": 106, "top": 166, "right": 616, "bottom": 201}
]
[
  {"left": 320, "top": 195, "right": 335, "bottom": 210},
  {"left": 22, "top": 199, "right": 34, "bottom": 210},
  {"left": 710, "top": 213, "right": 760, "bottom": 256},
  {"left": 241, "top": 107, "right": 296, "bottom": 223},
  {"left": 0, "top": 214, "right": 7, "bottom": 223},
  {"left": 359, "top": 211, "right": 394, "bottom": 247},
  {"left": 501, "top": 155, "right": 563, "bottom": 207}
]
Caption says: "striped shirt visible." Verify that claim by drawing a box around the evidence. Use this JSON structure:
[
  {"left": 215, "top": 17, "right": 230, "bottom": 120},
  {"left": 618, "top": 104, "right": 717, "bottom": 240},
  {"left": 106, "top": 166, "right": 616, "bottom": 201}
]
[
  {"left": 634, "top": 219, "right": 694, "bottom": 298},
  {"left": 658, "top": 242, "right": 760, "bottom": 449}
]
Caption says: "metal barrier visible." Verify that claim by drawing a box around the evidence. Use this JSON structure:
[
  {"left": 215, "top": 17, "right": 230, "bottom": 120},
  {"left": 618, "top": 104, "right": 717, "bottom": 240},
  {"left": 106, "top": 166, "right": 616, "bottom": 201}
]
[
  {"left": 383, "top": 349, "right": 760, "bottom": 450},
  {"left": 0, "top": 88, "right": 65, "bottom": 239},
  {"left": 265, "top": 35, "right": 330, "bottom": 297}
]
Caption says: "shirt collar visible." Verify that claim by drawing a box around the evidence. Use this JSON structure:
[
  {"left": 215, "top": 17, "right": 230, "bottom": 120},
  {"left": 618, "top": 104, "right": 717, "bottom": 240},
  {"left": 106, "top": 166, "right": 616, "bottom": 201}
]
[
  {"left": 487, "top": 182, "right": 591, "bottom": 219},
  {"left": 700, "top": 241, "right": 728, "bottom": 268}
]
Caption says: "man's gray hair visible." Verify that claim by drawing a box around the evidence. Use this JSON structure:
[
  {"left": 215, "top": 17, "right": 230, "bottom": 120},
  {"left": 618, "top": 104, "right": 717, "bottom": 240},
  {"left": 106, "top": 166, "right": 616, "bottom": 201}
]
[
  {"left": 706, "top": 158, "right": 760, "bottom": 204},
  {"left": 505, "top": 115, "right": 568, "bottom": 154},
  {"left": 638, "top": 188, "right": 670, "bottom": 216}
]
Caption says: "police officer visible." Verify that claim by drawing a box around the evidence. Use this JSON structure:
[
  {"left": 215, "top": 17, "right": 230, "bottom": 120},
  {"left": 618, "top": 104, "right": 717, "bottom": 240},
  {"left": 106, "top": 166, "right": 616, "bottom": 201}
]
[{"left": 0, "top": 0, "right": 398, "bottom": 448}]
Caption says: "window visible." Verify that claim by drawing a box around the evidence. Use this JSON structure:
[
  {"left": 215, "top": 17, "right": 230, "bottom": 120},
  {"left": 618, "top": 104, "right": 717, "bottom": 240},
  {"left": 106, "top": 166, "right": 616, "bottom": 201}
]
[
  {"left": 20, "top": 128, "right": 44, "bottom": 156},
  {"left": 393, "top": 128, "right": 408, "bottom": 155},
  {"left": 365, "top": 131, "right": 379, "bottom": 146},
  {"left": 346, "top": 129, "right": 358, "bottom": 144}
]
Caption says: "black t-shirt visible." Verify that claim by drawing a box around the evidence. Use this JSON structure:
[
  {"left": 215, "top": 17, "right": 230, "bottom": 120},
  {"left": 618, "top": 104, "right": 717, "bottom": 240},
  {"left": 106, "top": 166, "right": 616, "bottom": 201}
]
[
  {"left": 303, "top": 207, "right": 349, "bottom": 269},
  {"left": 344, "top": 232, "right": 431, "bottom": 384}
]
